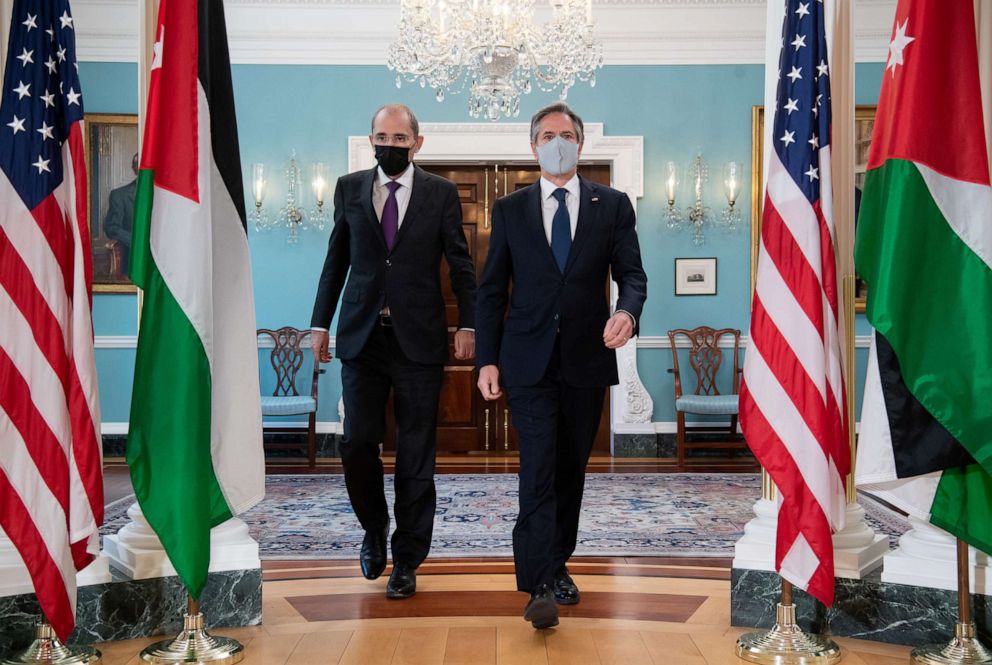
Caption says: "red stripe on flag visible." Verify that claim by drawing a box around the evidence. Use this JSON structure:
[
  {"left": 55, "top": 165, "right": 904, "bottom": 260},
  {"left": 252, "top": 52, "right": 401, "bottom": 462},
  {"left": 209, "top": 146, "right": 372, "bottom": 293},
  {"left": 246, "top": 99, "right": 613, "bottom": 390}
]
[
  {"left": 68, "top": 125, "right": 93, "bottom": 302},
  {"left": 0, "top": 473, "right": 75, "bottom": 640},
  {"left": 29, "top": 196, "right": 74, "bottom": 302},
  {"left": 813, "top": 202, "right": 840, "bottom": 321},
  {"left": 0, "top": 348, "right": 70, "bottom": 514},
  {"left": 68, "top": 365, "right": 103, "bottom": 525},
  {"left": 739, "top": 382, "right": 837, "bottom": 605},
  {"left": 760, "top": 196, "right": 825, "bottom": 339},
  {"left": 748, "top": 299, "right": 832, "bottom": 457},
  {"left": 0, "top": 227, "right": 71, "bottom": 394}
]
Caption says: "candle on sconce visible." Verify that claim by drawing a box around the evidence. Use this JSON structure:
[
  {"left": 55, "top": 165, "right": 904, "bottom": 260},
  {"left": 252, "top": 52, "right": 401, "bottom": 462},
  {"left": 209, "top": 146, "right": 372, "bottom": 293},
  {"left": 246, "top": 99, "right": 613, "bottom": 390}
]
[
  {"left": 723, "top": 160, "right": 742, "bottom": 205},
  {"left": 251, "top": 163, "right": 266, "bottom": 206},
  {"left": 311, "top": 162, "right": 328, "bottom": 206},
  {"left": 586, "top": 0, "right": 592, "bottom": 23},
  {"left": 664, "top": 160, "right": 678, "bottom": 204}
]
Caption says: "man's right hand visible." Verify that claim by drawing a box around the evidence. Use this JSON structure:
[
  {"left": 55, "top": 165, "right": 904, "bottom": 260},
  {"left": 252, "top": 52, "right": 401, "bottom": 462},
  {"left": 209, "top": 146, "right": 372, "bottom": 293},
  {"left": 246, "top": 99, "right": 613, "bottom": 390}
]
[
  {"left": 311, "top": 329, "right": 333, "bottom": 363},
  {"left": 477, "top": 364, "right": 502, "bottom": 401}
]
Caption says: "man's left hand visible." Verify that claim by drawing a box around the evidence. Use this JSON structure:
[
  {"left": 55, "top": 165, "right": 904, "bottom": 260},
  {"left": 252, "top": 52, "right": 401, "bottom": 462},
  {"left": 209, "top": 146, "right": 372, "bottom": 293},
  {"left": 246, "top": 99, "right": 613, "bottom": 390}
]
[
  {"left": 602, "top": 313, "right": 634, "bottom": 349},
  {"left": 454, "top": 330, "right": 476, "bottom": 360}
]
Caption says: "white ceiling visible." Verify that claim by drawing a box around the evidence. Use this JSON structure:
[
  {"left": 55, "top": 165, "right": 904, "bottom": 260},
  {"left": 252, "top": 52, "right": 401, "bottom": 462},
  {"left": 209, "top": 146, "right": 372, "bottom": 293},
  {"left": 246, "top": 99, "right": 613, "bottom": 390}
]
[{"left": 72, "top": 0, "right": 896, "bottom": 65}]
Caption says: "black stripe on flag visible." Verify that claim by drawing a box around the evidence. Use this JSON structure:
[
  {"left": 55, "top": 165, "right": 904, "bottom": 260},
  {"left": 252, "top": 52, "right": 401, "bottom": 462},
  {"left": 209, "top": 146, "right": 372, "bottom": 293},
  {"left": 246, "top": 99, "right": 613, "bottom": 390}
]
[
  {"left": 876, "top": 332, "right": 975, "bottom": 477},
  {"left": 197, "top": 0, "right": 247, "bottom": 229}
]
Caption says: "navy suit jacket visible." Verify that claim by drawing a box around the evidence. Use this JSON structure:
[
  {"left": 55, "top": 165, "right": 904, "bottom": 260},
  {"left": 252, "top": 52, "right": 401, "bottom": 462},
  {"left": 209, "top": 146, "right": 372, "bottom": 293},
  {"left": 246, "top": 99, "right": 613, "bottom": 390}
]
[
  {"left": 310, "top": 165, "right": 476, "bottom": 365},
  {"left": 475, "top": 177, "right": 647, "bottom": 388}
]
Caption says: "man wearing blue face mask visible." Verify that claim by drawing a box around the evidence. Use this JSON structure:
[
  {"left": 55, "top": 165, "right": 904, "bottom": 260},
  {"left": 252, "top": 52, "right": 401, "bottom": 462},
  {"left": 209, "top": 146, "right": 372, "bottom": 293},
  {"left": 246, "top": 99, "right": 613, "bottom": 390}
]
[
  {"left": 311, "top": 104, "right": 476, "bottom": 600},
  {"left": 475, "top": 102, "right": 647, "bottom": 629}
]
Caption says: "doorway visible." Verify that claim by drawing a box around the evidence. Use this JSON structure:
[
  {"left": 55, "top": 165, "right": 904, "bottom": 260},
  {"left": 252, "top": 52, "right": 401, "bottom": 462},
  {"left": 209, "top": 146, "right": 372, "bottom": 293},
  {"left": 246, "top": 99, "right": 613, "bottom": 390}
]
[{"left": 382, "top": 162, "right": 613, "bottom": 455}]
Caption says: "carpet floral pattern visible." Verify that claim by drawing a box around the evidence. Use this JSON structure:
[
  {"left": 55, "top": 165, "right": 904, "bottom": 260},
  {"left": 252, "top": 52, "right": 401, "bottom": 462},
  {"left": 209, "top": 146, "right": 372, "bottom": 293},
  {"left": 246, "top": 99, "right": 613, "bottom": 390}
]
[{"left": 102, "top": 473, "right": 910, "bottom": 559}]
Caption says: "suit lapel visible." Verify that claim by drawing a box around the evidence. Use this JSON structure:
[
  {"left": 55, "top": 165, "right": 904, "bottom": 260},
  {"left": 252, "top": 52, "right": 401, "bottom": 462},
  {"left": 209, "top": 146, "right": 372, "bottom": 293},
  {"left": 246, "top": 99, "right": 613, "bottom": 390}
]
[
  {"left": 390, "top": 165, "right": 428, "bottom": 254},
  {"left": 525, "top": 181, "right": 561, "bottom": 273},
  {"left": 359, "top": 167, "right": 387, "bottom": 251},
  {"left": 563, "top": 177, "right": 598, "bottom": 275}
]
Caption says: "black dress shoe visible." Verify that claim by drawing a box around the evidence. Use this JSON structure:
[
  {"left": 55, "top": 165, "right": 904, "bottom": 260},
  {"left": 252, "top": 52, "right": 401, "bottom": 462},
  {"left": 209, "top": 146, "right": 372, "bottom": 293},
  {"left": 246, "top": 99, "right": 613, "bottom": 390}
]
[
  {"left": 360, "top": 522, "right": 389, "bottom": 580},
  {"left": 386, "top": 563, "right": 417, "bottom": 599},
  {"left": 553, "top": 566, "right": 580, "bottom": 605},
  {"left": 523, "top": 584, "right": 559, "bottom": 629}
]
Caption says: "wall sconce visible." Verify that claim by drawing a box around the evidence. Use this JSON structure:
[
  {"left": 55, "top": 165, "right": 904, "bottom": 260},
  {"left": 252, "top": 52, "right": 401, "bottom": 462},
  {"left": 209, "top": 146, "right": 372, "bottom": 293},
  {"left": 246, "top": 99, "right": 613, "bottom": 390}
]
[
  {"left": 665, "top": 153, "right": 743, "bottom": 246},
  {"left": 250, "top": 151, "right": 331, "bottom": 244}
]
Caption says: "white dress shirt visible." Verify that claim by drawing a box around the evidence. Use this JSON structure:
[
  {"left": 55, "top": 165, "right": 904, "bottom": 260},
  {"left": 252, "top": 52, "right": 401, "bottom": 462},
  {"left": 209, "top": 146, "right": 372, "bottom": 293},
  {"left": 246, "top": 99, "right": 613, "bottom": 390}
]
[
  {"left": 373, "top": 163, "right": 415, "bottom": 227},
  {"left": 539, "top": 175, "right": 580, "bottom": 243}
]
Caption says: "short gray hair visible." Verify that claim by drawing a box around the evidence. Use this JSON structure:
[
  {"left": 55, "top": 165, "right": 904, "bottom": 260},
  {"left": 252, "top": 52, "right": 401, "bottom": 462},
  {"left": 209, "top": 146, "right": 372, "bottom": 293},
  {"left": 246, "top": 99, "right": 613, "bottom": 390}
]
[
  {"left": 529, "top": 102, "right": 584, "bottom": 145},
  {"left": 371, "top": 103, "right": 420, "bottom": 138}
]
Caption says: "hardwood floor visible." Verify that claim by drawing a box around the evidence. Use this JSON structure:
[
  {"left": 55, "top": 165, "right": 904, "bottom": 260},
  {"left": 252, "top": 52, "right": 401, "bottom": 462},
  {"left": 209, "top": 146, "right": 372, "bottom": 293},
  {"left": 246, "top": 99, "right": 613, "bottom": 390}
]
[
  {"left": 96, "top": 463, "right": 914, "bottom": 663},
  {"left": 92, "top": 557, "right": 915, "bottom": 664}
]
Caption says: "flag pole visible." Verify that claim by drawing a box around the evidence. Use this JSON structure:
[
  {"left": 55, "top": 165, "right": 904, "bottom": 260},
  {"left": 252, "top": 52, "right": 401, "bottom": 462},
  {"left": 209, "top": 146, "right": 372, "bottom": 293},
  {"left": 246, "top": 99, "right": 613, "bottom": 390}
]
[
  {"left": 0, "top": 618, "right": 100, "bottom": 665},
  {"left": 910, "top": 538, "right": 992, "bottom": 664},
  {"left": 736, "top": 577, "right": 842, "bottom": 664},
  {"left": 137, "top": 592, "right": 244, "bottom": 664}
]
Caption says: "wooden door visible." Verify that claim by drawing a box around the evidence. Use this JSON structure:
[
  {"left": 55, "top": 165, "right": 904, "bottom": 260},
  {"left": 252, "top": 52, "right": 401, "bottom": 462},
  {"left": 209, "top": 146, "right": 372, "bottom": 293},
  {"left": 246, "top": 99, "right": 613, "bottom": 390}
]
[{"left": 383, "top": 162, "right": 613, "bottom": 454}]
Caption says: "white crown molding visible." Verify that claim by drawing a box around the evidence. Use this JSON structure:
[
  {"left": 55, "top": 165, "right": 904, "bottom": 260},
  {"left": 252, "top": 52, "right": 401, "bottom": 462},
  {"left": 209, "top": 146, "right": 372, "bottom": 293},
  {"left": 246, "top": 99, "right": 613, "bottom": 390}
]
[{"left": 73, "top": 0, "right": 896, "bottom": 65}]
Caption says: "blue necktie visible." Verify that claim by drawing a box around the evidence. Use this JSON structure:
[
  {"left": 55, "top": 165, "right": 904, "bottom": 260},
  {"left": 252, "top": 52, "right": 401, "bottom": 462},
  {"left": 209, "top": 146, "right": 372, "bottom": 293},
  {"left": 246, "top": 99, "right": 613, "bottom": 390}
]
[{"left": 551, "top": 188, "right": 571, "bottom": 272}]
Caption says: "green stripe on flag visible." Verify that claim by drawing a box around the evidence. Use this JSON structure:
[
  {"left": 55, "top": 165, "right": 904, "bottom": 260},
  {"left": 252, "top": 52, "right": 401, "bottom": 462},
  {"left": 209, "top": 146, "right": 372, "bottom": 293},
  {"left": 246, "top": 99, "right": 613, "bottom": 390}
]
[
  {"left": 932, "top": 465, "right": 992, "bottom": 556},
  {"left": 856, "top": 159, "right": 992, "bottom": 466},
  {"left": 127, "top": 170, "right": 232, "bottom": 599}
]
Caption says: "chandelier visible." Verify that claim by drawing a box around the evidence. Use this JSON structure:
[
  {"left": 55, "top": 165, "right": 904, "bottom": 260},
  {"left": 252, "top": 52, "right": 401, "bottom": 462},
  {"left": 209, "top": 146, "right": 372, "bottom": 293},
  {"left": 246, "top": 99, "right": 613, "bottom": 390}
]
[{"left": 387, "top": 0, "right": 604, "bottom": 121}]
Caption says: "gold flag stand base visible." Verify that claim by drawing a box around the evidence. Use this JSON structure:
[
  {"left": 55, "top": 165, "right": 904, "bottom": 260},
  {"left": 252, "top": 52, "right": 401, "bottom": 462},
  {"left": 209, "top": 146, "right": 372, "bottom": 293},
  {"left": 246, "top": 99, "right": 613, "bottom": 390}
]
[
  {"left": 1, "top": 622, "right": 100, "bottom": 665},
  {"left": 911, "top": 622, "right": 992, "bottom": 664},
  {"left": 139, "top": 597, "right": 243, "bottom": 665},
  {"left": 735, "top": 580, "right": 842, "bottom": 665},
  {"left": 910, "top": 538, "right": 992, "bottom": 664}
]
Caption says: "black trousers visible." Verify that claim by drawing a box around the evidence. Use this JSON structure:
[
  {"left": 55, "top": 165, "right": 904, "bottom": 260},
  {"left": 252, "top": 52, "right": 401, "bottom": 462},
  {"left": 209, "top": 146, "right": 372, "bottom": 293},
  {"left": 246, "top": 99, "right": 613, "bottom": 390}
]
[
  {"left": 339, "top": 323, "right": 443, "bottom": 568},
  {"left": 506, "top": 340, "right": 606, "bottom": 593}
]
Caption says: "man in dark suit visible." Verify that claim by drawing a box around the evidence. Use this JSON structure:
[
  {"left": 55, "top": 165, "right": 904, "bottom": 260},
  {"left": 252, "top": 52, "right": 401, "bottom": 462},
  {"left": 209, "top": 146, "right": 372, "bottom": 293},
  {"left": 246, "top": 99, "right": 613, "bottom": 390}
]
[
  {"left": 476, "top": 103, "right": 647, "bottom": 629},
  {"left": 310, "top": 104, "right": 476, "bottom": 599},
  {"left": 102, "top": 153, "right": 138, "bottom": 275}
]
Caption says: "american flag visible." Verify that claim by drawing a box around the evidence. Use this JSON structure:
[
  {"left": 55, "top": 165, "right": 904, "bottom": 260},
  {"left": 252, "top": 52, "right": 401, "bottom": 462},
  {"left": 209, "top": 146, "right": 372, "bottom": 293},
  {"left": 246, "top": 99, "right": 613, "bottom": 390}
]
[
  {"left": 0, "top": 0, "right": 103, "bottom": 640},
  {"left": 739, "top": 0, "right": 849, "bottom": 606}
]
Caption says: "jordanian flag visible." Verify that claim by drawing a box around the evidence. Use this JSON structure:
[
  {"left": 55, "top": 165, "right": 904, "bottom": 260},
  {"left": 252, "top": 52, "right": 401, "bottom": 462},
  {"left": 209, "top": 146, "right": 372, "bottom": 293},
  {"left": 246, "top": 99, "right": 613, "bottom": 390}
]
[
  {"left": 127, "top": 0, "right": 265, "bottom": 597},
  {"left": 855, "top": 0, "right": 992, "bottom": 554}
]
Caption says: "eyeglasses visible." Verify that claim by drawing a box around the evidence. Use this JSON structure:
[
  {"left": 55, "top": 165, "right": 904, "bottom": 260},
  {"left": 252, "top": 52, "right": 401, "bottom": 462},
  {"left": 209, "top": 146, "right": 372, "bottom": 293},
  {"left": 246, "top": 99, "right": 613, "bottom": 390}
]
[{"left": 373, "top": 133, "right": 414, "bottom": 146}]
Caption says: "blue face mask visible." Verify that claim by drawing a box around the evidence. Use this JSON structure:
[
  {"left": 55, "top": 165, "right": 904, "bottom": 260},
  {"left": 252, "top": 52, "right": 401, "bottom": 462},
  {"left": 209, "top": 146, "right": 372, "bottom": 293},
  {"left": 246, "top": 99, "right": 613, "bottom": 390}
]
[{"left": 536, "top": 136, "right": 579, "bottom": 176}]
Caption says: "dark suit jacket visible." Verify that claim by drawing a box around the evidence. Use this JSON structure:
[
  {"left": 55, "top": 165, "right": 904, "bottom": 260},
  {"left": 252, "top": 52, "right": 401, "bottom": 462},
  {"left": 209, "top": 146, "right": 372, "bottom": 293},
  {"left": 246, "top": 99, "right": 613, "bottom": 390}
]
[
  {"left": 103, "top": 179, "right": 136, "bottom": 246},
  {"left": 475, "top": 177, "right": 647, "bottom": 388},
  {"left": 310, "top": 165, "right": 476, "bottom": 365}
]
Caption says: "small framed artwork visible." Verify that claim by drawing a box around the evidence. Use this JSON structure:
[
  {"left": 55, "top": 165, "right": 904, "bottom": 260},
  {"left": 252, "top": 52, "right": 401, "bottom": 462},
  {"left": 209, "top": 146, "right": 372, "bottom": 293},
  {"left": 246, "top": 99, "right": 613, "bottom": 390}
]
[
  {"left": 674, "top": 257, "right": 717, "bottom": 296},
  {"left": 84, "top": 113, "right": 139, "bottom": 293}
]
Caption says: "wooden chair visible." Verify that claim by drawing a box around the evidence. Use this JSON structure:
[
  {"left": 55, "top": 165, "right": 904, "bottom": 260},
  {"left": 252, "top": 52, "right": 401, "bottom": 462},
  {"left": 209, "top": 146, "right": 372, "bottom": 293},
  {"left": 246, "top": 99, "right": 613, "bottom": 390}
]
[
  {"left": 667, "top": 326, "right": 752, "bottom": 471},
  {"left": 257, "top": 327, "right": 324, "bottom": 466}
]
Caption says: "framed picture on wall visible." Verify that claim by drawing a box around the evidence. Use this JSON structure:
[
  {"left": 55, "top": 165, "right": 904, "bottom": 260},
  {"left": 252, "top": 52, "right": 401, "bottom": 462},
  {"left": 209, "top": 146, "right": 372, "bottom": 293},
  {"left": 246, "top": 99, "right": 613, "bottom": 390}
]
[
  {"left": 674, "top": 257, "right": 717, "bottom": 296},
  {"left": 750, "top": 105, "right": 875, "bottom": 312},
  {"left": 84, "top": 113, "right": 139, "bottom": 293}
]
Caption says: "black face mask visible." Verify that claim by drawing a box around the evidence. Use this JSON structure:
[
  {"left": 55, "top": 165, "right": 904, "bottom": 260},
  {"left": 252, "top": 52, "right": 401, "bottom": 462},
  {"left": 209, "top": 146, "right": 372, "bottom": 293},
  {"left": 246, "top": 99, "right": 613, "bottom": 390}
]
[{"left": 374, "top": 144, "right": 411, "bottom": 177}]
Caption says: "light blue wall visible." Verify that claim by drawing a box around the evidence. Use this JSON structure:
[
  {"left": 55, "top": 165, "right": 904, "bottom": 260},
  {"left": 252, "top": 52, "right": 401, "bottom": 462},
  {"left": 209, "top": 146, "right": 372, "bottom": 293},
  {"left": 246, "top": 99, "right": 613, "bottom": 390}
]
[{"left": 80, "top": 61, "right": 884, "bottom": 428}]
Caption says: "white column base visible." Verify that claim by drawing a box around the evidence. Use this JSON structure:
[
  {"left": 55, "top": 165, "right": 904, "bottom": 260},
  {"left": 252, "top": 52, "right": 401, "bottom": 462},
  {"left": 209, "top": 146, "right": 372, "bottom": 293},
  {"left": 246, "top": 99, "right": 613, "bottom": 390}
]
[
  {"left": 733, "top": 498, "right": 778, "bottom": 572},
  {"left": 0, "top": 528, "right": 112, "bottom": 598},
  {"left": 103, "top": 503, "right": 261, "bottom": 580},
  {"left": 733, "top": 498, "right": 887, "bottom": 578},
  {"left": 882, "top": 517, "right": 992, "bottom": 594}
]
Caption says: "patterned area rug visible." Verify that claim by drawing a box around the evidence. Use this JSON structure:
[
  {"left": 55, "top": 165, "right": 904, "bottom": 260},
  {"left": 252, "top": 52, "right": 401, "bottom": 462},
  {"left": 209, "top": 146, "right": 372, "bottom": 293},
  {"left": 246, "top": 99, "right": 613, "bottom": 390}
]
[{"left": 102, "top": 473, "right": 910, "bottom": 560}]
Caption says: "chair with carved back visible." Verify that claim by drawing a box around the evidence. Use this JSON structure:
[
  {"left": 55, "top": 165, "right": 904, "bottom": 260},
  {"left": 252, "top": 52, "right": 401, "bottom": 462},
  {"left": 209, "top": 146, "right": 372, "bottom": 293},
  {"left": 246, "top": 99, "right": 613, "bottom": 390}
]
[
  {"left": 667, "top": 326, "right": 752, "bottom": 471},
  {"left": 257, "top": 327, "right": 324, "bottom": 466}
]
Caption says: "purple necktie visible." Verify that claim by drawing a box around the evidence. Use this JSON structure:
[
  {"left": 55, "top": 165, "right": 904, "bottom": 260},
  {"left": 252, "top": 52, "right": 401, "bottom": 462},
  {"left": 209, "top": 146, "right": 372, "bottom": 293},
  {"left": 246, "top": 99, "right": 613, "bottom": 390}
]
[{"left": 381, "top": 180, "right": 401, "bottom": 250}]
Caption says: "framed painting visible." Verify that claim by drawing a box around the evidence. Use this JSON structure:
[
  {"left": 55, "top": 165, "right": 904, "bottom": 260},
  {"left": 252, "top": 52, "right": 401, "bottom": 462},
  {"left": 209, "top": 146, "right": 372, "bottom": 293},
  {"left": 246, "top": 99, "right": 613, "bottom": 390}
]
[
  {"left": 674, "top": 257, "right": 717, "bottom": 296},
  {"left": 750, "top": 105, "right": 876, "bottom": 312},
  {"left": 84, "top": 113, "right": 139, "bottom": 293}
]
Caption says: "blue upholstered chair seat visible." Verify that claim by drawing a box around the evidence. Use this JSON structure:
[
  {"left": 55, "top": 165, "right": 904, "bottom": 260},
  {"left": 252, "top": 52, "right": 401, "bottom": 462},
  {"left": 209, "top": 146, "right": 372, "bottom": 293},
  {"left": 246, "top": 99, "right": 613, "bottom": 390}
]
[
  {"left": 675, "top": 394, "right": 739, "bottom": 416},
  {"left": 260, "top": 395, "right": 317, "bottom": 416}
]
